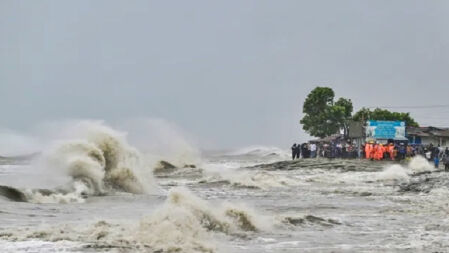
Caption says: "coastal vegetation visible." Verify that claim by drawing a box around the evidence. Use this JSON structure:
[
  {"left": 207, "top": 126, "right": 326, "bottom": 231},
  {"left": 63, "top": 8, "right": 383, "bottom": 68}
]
[{"left": 300, "top": 87, "right": 419, "bottom": 138}]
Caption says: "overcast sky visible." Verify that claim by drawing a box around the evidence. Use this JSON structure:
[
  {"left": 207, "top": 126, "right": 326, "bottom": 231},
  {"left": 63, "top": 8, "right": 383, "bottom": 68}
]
[{"left": 1, "top": 0, "right": 449, "bottom": 149}]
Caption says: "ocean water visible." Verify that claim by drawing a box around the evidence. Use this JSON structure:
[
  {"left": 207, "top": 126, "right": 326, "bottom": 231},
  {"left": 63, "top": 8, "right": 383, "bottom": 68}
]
[{"left": 1, "top": 124, "right": 449, "bottom": 252}]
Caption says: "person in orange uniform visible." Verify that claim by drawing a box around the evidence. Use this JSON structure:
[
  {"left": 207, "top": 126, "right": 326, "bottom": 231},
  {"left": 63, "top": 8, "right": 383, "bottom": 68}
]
[
  {"left": 371, "top": 143, "right": 379, "bottom": 160},
  {"left": 388, "top": 143, "right": 395, "bottom": 160},
  {"left": 365, "top": 143, "right": 372, "bottom": 159},
  {"left": 369, "top": 143, "right": 376, "bottom": 160},
  {"left": 378, "top": 144, "right": 386, "bottom": 160},
  {"left": 375, "top": 144, "right": 383, "bottom": 160}
]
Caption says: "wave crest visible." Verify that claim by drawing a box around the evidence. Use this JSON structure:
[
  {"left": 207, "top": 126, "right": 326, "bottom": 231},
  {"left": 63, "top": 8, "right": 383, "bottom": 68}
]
[{"left": 10, "top": 121, "right": 156, "bottom": 203}]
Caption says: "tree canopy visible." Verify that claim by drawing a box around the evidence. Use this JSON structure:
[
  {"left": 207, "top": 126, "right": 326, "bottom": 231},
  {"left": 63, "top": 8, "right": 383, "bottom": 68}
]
[
  {"left": 300, "top": 87, "right": 353, "bottom": 138},
  {"left": 300, "top": 87, "right": 419, "bottom": 138},
  {"left": 352, "top": 107, "right": 419, "bottom": 127}
]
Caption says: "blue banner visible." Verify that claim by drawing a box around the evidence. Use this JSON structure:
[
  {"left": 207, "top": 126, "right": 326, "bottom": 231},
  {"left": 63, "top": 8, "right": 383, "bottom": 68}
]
[{"left": 366, "top": 120, "right": 406, "bottom": 139}]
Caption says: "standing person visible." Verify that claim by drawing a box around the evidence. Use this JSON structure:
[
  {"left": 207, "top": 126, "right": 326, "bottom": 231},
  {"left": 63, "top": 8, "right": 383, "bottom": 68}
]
[
  {"left": 406, "top": 145, "right": 412, "bottom": 158},
  {"left": 342, "top": 143, "right": 347, "bottom": 159},
  {"left": 393, "top": 146, "right": 398, "bottom": 160},
  {"left": 376, "top": 144, "right": 385, "bottom": 161},
  {"left": 378, "top": 144, "right": 386, "bottom": 160},
  {"left": 429, "top": 143, "right": 435, "bottom": 161},
  {"left": 329, "top": 144, "right": 334, "bottom": 158},
  {"left": 445, "top": 147, "right": 449, "bottom": 156},
  {"left": 434, "top": 155, "right": 440, "bottom": 169},
  {"left": 388, "top": 143, "right": 395, "bottom": 160},
  {"left": 438, "top": 144, "right": 444, "bottom": 157},
  {"left": 291, "top": 143, "right": 297, "bottom": 160},
  {"left": 347, "top": 144, "right": 353, "bottom": 158},
  {"left": 295, "top": 144, "right": 301, "bottom": 159},
  {"left": 373, "top": 144, "right": 379, "bottom": 160},
  {"left": 310, "top": 143, "right": 317, "bottom": 158},
  {"left": 301, "top": 143, "right": 309, "bottom": 158},
  {"left": 410, "top": 145, "right": 416, "bottom": 157},
  {"left": 443, "top": 155, "right": 449, "bottom": 171},
  {"left": 336, "top": 143, "right": 342, "bottom": 158},
  {"left": 365, "top": 142, "right": 372, "bottom": 159},
  {"left": 371, "top": 143, "right": 378, "bottom": 160},
  {"left": 398, "top": 143, "right": 406, "bottom": 160},
  {"left": 323, "top": 144, "right": 330, "bottom": 158}
]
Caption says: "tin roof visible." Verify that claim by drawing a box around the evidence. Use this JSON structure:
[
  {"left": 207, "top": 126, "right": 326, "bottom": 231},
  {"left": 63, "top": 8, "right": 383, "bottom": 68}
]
[{"left": 407, "top": 126, "right": 449, "bottom": 137}]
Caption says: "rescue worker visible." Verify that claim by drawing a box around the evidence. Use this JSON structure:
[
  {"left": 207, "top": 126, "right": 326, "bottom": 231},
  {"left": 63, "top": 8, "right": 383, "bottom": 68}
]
[
  {"left": 388, "top": 143, "right": 395, "bottom": 160},
  {"left": 376, "top": 144, "right": 384, "bottom": 161},
  {"left": 371, "top": 143, "right": 378, "bottom": 160},
  {"left": 379, "top": 144, "right": 384, "bottom": 160},
  {"left": 370, "top": 144, "right": 375, "bottom": 160},
  {"left": 371, "top": 143, "right": 377, "bottom": 160},
  {"left": 365, "top": 143, "right": 371, "bottom": 159}
]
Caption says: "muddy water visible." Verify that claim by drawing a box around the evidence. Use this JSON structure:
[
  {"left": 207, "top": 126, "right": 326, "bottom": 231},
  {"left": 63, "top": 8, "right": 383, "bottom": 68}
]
[{"left": 1, "top": 155, "right": 449, "bottom": 252}]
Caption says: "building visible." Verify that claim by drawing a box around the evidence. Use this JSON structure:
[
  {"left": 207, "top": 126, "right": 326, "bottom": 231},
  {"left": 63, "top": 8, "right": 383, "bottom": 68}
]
[{"left": 407, "top": 126, "right": 449, "bottom": 147}]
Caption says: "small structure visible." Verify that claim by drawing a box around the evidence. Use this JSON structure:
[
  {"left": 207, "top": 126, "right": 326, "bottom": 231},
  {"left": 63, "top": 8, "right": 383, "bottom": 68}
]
[{"left": 407, "top": 126, "right": 449, "bottom": 147}]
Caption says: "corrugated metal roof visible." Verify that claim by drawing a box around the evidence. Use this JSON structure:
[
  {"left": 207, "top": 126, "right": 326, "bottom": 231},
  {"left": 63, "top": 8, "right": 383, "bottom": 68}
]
[{"left": 407, "top": 126, "right": 449, "bottom": 137}]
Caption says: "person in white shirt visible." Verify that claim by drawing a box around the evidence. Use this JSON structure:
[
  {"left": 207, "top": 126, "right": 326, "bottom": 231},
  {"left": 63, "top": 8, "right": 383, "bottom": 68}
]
[{"left": 310, "top": 143, "right": 317, "bottom": 158}]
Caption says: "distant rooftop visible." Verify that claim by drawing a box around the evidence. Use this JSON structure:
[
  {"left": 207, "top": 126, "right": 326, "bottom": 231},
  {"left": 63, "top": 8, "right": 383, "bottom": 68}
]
[{"left": 406, "top": 126, "right": 449, "bottom": 137}]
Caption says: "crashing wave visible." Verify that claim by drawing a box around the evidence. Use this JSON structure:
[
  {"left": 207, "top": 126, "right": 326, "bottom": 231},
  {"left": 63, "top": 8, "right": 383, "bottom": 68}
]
[
  {"left": 377, "top": 164, "right": 411, "bottom": 184},
  {"left": 0, "top": 187, "right": 269, "bottom": 252},
  {"left": 408, "top": 156, "right": 434, "bottom": 174},
  {"left": 377, "top": 156, "right": 434, "bottom": 185},
  {"left": 0, "top": 122, "right": 156, "bottom": 203}
]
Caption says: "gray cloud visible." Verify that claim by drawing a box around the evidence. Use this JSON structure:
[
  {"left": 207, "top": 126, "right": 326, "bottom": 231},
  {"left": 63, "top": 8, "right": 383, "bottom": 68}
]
[{"left": 1, "top": 0, "right": 448, "bottom": 148}]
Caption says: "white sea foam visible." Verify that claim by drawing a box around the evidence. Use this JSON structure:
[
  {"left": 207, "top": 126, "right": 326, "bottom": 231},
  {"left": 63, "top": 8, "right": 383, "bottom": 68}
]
[
  {"left": 20, "top": 121, "right": 157, "bottom": 203},
  {"left": 408, "top": 155, "right": 434, "bottom": 174},
  {"left": 377, "top": 156, "right": 434, "bottom": 184},
  {"left": 119, "top": 118, "right": 202, "bottom": 169},
  {"left": 202, "top": 163, "right": 298, "bottom": 189},
  {"left": 1, "top": 187, "right": 269, "bottom": 253},
  {"left": 377, "top": 164, "right": 410, "bottom": 183}
]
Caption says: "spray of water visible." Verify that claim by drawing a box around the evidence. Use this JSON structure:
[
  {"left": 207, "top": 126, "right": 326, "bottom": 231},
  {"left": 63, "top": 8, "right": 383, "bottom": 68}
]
[
  {"left": 8, "top": 121, "right": 158, "bottom": 203},
  {"left": 1, "top": 187, "right": 270, "bottom": 253},
  {"left": 377, "top": 156, "right": 434, "bottom": 184}
]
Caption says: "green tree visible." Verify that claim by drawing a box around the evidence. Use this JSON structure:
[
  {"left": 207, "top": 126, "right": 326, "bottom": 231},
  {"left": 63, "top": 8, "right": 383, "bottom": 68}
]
[
  {"left": 352, "top": 107, "right": 419, "bottom": 127},
  {"left": 334, "top": 97, "right": 354, "bottom": 136},
  {"left": 300, "top": 87, "right": 353, "bottom": 138}
]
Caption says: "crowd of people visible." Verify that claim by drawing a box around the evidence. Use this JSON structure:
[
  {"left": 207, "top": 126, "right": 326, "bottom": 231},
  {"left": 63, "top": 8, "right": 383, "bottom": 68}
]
[
  {"left": 362, "top": 142, "right": 407, "bottom": 161},
  {"left": 362, "top": 142, "right": 449, "bottom": 167},
  {"left": 290, "top": 143, "right": 317, "bottom": 159},
  {"left": 291, "top": 142, "right": 357, "bottom": 159},
  {"left": 291, "top": 141, "right": 449, "bottom": 170}
]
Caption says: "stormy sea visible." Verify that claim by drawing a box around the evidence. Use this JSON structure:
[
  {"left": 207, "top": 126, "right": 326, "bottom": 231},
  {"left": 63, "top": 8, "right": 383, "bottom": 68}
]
[{"left": 1, "top": 122, "right": 448, "bottom": 253}]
